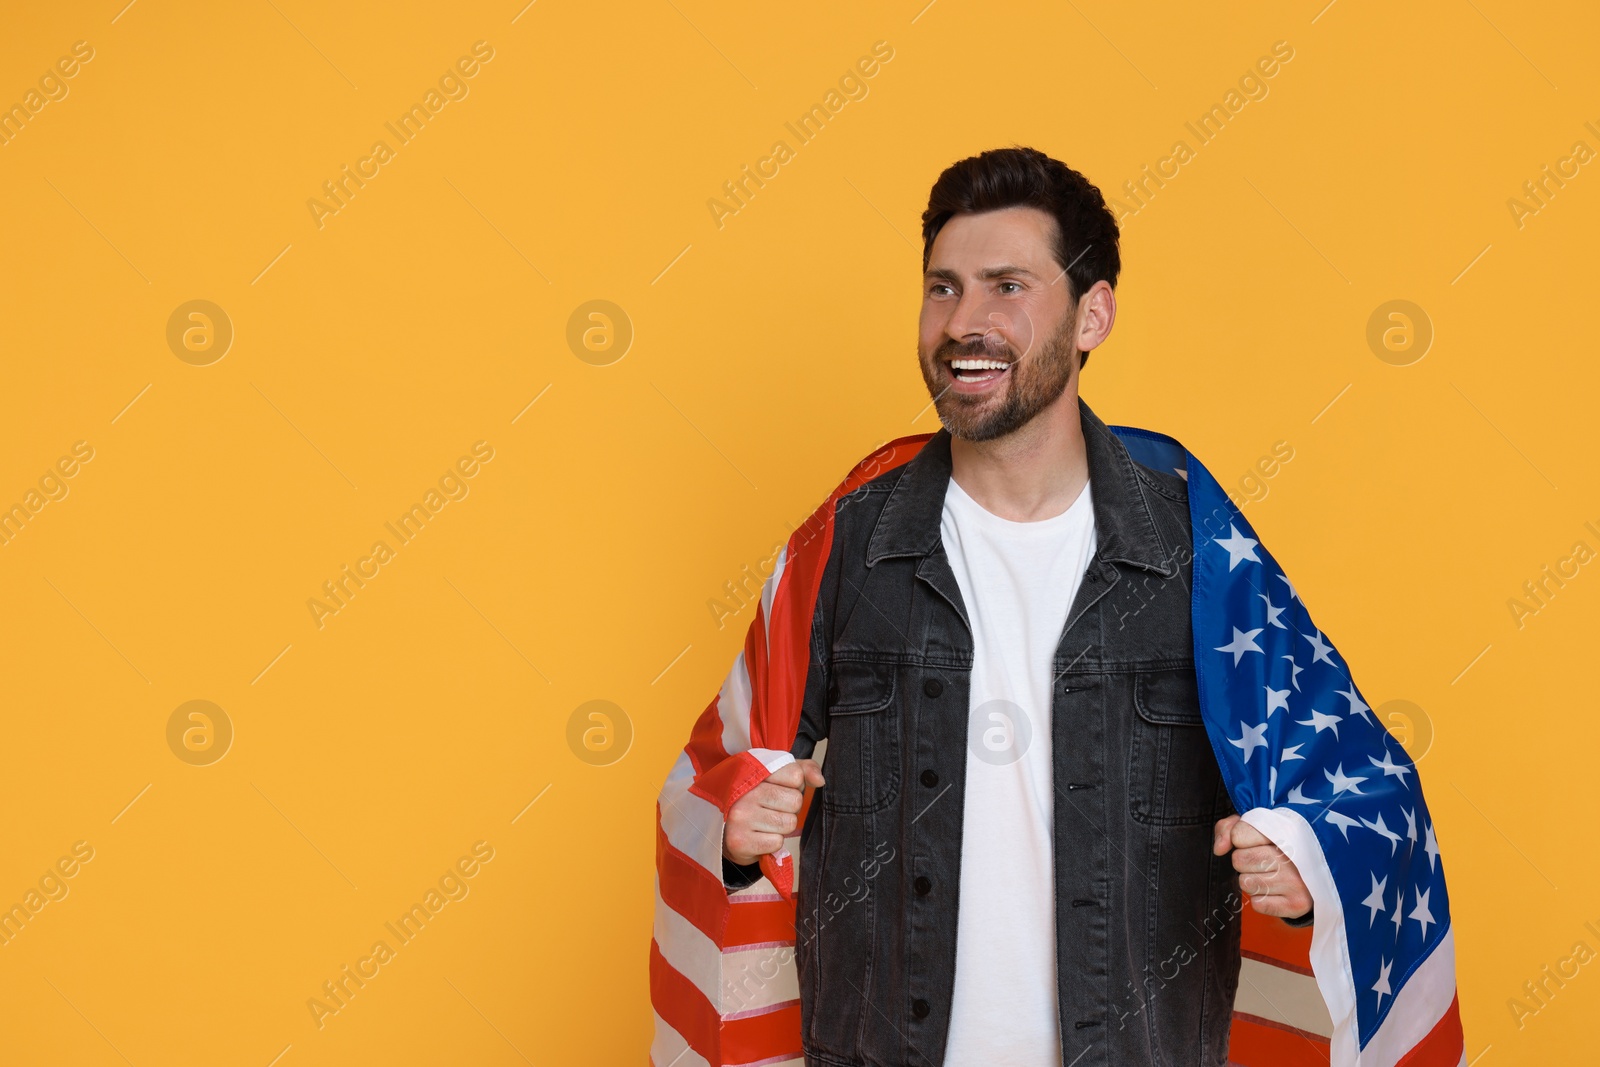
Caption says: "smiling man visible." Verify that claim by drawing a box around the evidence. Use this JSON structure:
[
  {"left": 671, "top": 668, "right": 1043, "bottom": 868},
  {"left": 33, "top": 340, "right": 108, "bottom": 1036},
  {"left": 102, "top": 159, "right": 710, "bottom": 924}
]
[{"left": 651, "top": 147, "right": 1458, "bottom": 1067}]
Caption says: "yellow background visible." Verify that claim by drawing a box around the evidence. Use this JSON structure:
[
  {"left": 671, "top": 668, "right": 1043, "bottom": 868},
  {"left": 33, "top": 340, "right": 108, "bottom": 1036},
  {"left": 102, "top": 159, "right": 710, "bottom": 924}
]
[{"left": 1, "top": 0, "right": 1595, "bottom": 1063}]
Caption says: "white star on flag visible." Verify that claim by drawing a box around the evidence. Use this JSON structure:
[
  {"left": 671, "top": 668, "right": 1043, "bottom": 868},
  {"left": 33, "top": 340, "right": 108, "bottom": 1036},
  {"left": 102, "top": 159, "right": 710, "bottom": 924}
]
[
  {"left": 1295, "top": 708, "right": 1342, "bottom": 738},
  {"left": 1325, "top": 763, "right": 1368, "bottom": 796},
  {"left": 1278, "top": 573, "right": 1300, "bottom": 601},
  {"left": 1280, "top": 743, "right": 1305, "bottom": 762},
  {"left": 1229, "top": 721, "right": 1269, "bottom": 763},
  {"left": 1303, "top": 629, "right": 1337, "bottom": 666},
  {"left": 1215, "top": 627, "right": 1265, "bottom": 666},
  {"left": 1337, "top": 685, "right": 1372, "bottom": 723},
  {"left": 1214, "top": 525, "right": 1261, "bottom": 570},
  {"left": 1324, "top": 809, "right": 1360, "bottom": 840},
  {"left": 1264, "top": 686, "right": 1291, "bottom": 717},
  {"left": 1409, "top": 887, "right": 1436, "bottom": 939},
  {"left": 1362, "top": 873, "right": 1389, "bottom": 926},
  {"left": 1288, "top": 783, "right": 1315, "bottom": 805},
  {"left": 1391, "top": 886, "right": 1405, "bottom": 938},
  {"left": 1402, "top": 807, "right": 1418, "bottom": 847},
  {"left": 1360, "top": 812, "right": 1403, "bottom": 855},
  {"left": 1281, "top": 654, "right": 1303, "bottom": 691},
  {"left": 1373, "top": 958, "right": 1394, "bottom": 1010},
  {"left": 1424, "top": 823, "right": 1440, "bottom": 872},
  {"left": 1259, "top": 594, "right": 1287, "bottom": 629},
  {"left": 1369, "top": 750, "right": 1413, "bottom": 785}
]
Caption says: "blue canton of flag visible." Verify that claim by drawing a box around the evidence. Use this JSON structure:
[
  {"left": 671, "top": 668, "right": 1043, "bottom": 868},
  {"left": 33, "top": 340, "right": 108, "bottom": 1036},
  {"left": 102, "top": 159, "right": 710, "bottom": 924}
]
[{"left": 1112, "top": 426, "right": 1463, "bottom": 1066}]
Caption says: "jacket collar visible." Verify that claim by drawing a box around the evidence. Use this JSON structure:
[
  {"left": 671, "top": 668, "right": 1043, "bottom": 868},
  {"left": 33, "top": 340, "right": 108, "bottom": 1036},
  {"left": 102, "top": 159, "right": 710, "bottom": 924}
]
[{"left": 865, "top": 396, "right": 1177, "bottom": 576}]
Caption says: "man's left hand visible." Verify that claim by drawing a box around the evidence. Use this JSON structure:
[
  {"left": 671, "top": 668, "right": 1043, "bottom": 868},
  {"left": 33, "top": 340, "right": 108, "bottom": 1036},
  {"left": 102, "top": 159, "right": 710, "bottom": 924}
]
[{"left": 1213, "top": 815, "right": 1312, "bottom": 921}]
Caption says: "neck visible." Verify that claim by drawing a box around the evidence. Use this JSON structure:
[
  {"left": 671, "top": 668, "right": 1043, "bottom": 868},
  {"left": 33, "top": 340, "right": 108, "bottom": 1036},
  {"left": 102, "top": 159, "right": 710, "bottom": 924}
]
[{"left": 948, "top": 383, "right": 1088, "bottom": 522}]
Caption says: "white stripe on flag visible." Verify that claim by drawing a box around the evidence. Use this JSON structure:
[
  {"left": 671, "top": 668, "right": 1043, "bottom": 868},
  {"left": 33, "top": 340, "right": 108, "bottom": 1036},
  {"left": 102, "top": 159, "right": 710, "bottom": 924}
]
[
  {"left": 1235, "top": 957, "right": 1334, "bottom": 1038},
  {"left": 1240, "top": 806, "right": 1460, "bottom": 1067},
  {"left": 747, "top": 748, "right": 797, "bottom": 776},
  {"left": 1239, "top": 805, "right": 1359, "bottom": 1063},
  {"left": 654, "top": 875, "right": 724, "bottom": 1010},
  {"left": 721, "top": 941, "right": 800, "bottom": 1016},
  {"left": 661, "top": 751, "right": 726, "bottom": 875},
  {"left": 718, "top": 649, "right": 756, "bottom": 757},
  {"left": 762, "top": 544, "right": 788, "bottom": 660},
  {"left": 650, "top": 1009, "right": 711, "bottom": 1067},
  {"left": 1360, "top": 926, "right": 1459, "bottom": 1067}
]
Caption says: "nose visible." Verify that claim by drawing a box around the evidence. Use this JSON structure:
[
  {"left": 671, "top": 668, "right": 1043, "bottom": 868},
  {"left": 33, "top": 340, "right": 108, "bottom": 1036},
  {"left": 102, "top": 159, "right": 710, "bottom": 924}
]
[
  {"left": 944, "top": 291, "right": 1035, "bottom": 357},
  {"left": 945, "top": 289, "right": 1007, "bottom": 351}
]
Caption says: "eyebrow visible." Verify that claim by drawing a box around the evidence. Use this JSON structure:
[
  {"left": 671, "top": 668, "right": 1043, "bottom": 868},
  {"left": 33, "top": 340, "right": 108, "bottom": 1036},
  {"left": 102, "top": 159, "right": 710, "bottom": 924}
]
[{"left": 923, "top": 265, "right": 1040, "bottom": 283}]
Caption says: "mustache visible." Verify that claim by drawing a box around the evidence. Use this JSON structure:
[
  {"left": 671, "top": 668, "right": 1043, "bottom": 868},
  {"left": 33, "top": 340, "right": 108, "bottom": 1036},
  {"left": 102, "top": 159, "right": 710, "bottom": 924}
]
[{"left": 934, "top": 334, "right": 1015, "bottom": 362}]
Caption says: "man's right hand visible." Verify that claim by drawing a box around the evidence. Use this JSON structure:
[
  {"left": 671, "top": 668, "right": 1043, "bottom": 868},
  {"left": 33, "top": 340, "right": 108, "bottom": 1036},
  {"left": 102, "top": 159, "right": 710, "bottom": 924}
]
[{"left": 722, "top": 759, "right": 826, "bottom": 866}]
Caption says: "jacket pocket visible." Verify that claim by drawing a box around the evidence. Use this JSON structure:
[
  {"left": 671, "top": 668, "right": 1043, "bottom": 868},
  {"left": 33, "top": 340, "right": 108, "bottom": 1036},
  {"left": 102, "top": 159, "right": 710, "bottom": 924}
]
[
  {"left": 821, "top": 660, "right": 900, "bottom": 814},
  {"left": 1128, "top": 667, "right": 1232, "bottom": 826}
]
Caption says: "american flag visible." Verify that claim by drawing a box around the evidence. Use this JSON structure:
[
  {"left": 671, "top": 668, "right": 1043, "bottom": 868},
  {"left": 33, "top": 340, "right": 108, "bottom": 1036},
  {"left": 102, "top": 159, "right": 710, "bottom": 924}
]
[
  {"left": 651, "top": 426, "right": 1464, "bottom": 1067},
  {"left": 1119, "top": 425, "right": 1464, "bottom": 1066}
]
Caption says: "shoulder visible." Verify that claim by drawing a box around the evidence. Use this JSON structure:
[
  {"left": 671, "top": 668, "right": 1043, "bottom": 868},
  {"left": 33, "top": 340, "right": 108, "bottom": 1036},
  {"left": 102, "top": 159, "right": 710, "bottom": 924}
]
[
  {"left": 1105, "top": 422, "right": 1192, "bottom": 521},
  {"left": 1117, "top": 436, "right": 1195, "bottom": 557},
  {"left": 833, "top": 432, "right": 933, "bottom": 506},
  {"left": 1129, "top": 455, "right": 1190, "bottom": 508},
  {"left": 782, "top": 432, "right": 934, "bottom": 563},
  {"left": 850, "top": 433, "right": 934, "bottom": 488}
]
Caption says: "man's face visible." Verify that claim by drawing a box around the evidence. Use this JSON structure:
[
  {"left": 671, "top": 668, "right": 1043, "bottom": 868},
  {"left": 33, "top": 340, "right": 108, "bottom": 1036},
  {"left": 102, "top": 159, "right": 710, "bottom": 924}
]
[{"left": 918, "top": 205, "right": 1079, "bottom": 442}]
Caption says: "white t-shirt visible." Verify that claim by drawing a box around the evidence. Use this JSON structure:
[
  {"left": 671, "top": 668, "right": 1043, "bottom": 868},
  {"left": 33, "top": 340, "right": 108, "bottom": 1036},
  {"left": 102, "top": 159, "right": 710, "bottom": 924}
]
[{"left": 938, "top": 473, "right": 1098, "bottom": 1066}]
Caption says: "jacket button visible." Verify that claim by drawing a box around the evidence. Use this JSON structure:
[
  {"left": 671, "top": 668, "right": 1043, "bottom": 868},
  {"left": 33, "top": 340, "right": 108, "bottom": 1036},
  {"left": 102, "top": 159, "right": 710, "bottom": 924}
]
[
  {"left": 914, "top": 876, "right": 932, "bottom": 895},
  {"left": 920, "top": 769, "right": 938, "bottom": 788},
  {"left": 912, "top": 998, "right": 930, "bottom": 1019},
  {"left": 923, "top": 677, "right": 943, "bottom": 698}
]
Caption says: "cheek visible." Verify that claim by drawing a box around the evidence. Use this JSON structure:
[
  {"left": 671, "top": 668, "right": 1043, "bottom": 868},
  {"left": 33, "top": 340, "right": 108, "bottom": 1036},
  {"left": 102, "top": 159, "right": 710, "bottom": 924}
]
[
  {"left": 917, "top": 307, "right": 946, "bottom": 352},
  {"left": 998, "top": 305, "right": 1047, "bottom": 358}
]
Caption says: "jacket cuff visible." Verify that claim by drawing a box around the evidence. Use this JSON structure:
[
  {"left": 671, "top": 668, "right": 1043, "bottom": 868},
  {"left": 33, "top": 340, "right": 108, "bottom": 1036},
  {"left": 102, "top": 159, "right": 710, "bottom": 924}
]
[
  {"left": 723, "top": 855, "right": 766, "bottom": 891},
  {"left": 1282, "top": 906, "right": 1315, "bottom": 928}
]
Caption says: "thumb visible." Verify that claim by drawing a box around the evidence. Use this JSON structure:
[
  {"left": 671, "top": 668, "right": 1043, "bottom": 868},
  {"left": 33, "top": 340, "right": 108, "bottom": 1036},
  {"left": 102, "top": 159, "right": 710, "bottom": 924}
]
[
  {"left": 795, "top": 758, "right": 826, "bottom": 789},
  {"left": 1213, "top": 815, "right": 1240, "bottom": 856}
]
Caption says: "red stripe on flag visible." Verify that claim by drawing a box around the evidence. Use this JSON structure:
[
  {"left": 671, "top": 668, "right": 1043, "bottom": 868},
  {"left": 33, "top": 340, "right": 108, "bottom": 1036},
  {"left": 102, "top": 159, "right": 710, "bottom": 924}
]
[
  {"left": 690, "top": 750, "right": 775, "bottom": 813},
  {"left": 1392, "top": 993, "right": 1465, "bottom": 1067},
  {"left": 760, "top": 526, "right": 826, "bottom": 750},
  {"left": 744, "top": 603, "right": 772, "bottom": 749},
  {"left": 651, "top": 938, "right": 720, "bottom": 1064},
  {"left": 1240, "top": 903, "right": 1314, "bottom": 973},
  {"left": 686, "top": 692, "right": 732, "bottom": 778},
  {"left": 657, "top": 810, "right": 731, "bottom": 943},
  {"left": 725, "top": 898, "right": 795, "bottom": 947},
  {"left": 722, "top": 1000, "right": 804, "bottom": 1066},
  {"left": 1229, "top": 1012, "right": 1331, "bottom": 1066}
]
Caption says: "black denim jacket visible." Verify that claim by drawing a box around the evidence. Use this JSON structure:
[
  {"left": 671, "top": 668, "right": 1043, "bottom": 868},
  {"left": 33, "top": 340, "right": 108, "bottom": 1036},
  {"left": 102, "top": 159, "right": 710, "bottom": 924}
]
[{"left": 730, "top": 399, "right": 1268, "bottom": 1066}]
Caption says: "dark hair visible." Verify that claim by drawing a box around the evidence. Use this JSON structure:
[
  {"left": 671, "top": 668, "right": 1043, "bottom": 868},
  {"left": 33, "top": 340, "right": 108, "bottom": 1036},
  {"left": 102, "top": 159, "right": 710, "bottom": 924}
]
[{"left": 921, "top": 146, "right": 1120, "bottom": 366}]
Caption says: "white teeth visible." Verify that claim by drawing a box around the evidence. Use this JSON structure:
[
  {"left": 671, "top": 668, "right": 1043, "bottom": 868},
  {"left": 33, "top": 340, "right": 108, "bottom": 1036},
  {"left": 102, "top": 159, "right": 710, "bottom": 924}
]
[{"left": 949, "top": 358, "right": 1009, "bottom": 370}]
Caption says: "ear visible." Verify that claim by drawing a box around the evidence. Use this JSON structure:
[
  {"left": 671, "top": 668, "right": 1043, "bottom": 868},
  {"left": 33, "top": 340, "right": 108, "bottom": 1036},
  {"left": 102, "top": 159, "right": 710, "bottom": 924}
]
[{"left": 1075, "top": 280, "right": 1117, "bottom": 358}]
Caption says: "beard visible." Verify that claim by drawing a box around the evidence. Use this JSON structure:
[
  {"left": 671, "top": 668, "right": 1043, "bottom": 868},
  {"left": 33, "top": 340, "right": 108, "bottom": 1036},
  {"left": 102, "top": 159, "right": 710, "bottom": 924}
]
[{"left": 918, "top": 309, "right": 1079, "bottom": 443}]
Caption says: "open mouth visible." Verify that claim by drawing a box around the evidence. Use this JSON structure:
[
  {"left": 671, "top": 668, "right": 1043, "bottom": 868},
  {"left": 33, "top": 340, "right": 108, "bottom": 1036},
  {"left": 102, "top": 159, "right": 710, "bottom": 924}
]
[{"left": 945, "top": 357, "right": 1012, "bottom": 386}]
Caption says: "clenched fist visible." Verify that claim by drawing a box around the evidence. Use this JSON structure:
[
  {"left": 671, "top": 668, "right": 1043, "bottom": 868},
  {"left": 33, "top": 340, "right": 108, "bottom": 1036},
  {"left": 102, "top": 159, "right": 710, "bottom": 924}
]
[
  {"left": 722, "top": 759, "right": 826, "bottom": 866},
  {"left": 1213, "top": 814, "right": 1312, "bottom": 920}
]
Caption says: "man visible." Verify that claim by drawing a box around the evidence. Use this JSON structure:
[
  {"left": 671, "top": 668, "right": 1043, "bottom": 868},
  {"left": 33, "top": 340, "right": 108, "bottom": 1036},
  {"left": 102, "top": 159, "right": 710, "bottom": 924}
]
[{"left": 652, "top": 147, "right": 1459, "bottom": 1067}]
